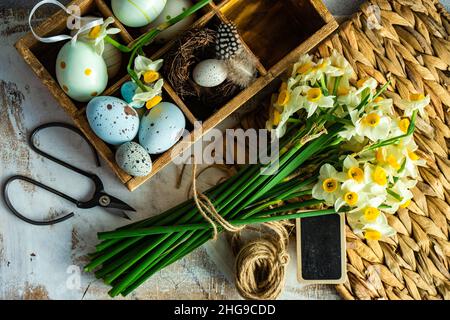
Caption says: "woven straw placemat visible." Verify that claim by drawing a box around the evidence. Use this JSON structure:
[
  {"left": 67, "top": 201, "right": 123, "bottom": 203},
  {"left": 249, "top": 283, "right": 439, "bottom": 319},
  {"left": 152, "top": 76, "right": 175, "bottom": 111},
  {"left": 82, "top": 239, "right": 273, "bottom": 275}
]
[
  {"left": 238, "top": 0, "right": 450, "bottom": 300},
  {"left": 314, "top": 0, "right": 450, "bottom": 300}
]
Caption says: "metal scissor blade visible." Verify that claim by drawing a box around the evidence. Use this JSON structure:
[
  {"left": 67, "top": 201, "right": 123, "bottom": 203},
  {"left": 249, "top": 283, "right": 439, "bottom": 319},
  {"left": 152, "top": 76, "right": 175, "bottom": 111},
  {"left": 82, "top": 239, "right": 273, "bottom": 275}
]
[
  {"left": 103, "top": 207, "right": 132, "bottom": 220},
  {"left": 101, "top": 194, "right": 136, "bottom": 220}
]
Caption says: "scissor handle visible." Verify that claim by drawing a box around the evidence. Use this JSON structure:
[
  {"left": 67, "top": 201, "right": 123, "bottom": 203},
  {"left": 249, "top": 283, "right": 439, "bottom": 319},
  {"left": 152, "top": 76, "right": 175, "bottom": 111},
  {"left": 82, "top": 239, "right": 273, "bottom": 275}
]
[
  {"left": 29, "top": 122, "right": 105, "bottom": 193},
  {"left": 3, "top": 175, "right": 76, "bottom": 226}
]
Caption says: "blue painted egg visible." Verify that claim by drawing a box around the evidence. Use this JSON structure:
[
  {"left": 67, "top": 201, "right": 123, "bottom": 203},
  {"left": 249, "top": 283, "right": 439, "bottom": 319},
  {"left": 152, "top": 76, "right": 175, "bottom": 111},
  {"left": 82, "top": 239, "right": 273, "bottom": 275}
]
[
  {"left": 115, "top": 142, "right": 152, "bottom": 177},
  {"left": 120, "top": 81, "right": 144, "bottom": 108},
  {"left": 139, "top": 102, "right": 186, "bottom": 154},
  {"left": 86, "top": 96, "right": 140, "bottom": 145}
]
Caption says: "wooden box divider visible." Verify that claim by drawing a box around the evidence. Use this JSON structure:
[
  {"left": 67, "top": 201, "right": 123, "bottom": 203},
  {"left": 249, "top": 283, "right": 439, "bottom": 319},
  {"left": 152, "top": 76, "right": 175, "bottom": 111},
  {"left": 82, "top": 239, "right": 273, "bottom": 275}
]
[{"left": 16, "top": 0, "right": 338, "bottom": 191}]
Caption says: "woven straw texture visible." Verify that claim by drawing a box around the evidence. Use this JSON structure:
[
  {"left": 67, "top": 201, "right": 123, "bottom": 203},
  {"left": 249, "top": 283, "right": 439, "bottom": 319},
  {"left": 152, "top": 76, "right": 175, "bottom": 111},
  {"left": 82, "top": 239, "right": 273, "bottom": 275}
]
[
  {"left": 238, "top": 0, "right": 450, "bottom": 300},
  {"left": 314, "top": 0, "right": 450, "bottom": 300}
]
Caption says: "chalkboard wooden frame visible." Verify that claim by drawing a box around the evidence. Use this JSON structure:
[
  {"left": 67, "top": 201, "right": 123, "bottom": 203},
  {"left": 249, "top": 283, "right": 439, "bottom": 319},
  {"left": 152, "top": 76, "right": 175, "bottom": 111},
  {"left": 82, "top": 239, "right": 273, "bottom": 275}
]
[{"left": 296, "top": 213, "right": 346, "bottom": 284}]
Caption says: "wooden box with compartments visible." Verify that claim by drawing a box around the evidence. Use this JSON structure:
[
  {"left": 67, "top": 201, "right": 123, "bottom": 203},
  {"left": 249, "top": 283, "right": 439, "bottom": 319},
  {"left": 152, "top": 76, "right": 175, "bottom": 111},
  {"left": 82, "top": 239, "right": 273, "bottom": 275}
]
[{"left": 15, "top": 0, "right": 338, "bottom": 191}]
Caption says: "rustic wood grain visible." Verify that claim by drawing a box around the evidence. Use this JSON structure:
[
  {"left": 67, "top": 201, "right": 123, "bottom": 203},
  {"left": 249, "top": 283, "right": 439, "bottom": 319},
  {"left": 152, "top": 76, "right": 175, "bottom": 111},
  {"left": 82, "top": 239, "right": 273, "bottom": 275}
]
[{"left": 15, "top": 0, "right": 338, "bottom": 191}]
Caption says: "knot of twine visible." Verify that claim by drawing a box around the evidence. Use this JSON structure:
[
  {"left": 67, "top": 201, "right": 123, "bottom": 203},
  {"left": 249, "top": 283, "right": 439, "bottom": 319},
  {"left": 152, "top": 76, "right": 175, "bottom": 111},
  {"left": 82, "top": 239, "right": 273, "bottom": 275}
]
[
  {"left": 233, "top": 222, "right": 291, "bottom": 300},
  {"left": 192, "top": 162, "right": 244, "bottom": 240},
  {"left": 185, "top": 161, "right": 291, "bottom": 300}
]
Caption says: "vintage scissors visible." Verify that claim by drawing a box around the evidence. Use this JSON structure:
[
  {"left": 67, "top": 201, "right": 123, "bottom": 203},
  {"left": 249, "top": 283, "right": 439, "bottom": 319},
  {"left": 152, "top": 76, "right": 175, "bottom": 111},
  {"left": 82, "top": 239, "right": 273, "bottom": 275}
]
[{"left": 2, "top": 122, "right": 136, "bottom": 226}]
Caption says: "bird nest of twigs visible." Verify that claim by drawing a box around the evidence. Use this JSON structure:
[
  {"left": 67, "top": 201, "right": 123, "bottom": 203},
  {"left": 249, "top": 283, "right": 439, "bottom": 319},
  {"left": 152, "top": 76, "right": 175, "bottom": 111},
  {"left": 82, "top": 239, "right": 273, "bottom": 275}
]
[{"left": 163, "top": 28, "right": 240, "bottom": 113}]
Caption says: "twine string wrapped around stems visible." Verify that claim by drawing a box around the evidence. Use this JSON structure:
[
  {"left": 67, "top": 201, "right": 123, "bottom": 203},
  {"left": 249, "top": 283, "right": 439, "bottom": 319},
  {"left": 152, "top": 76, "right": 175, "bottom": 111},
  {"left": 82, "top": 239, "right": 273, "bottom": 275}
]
[{"left": 189, "top": 161, "right": 292, "bottom": 300}]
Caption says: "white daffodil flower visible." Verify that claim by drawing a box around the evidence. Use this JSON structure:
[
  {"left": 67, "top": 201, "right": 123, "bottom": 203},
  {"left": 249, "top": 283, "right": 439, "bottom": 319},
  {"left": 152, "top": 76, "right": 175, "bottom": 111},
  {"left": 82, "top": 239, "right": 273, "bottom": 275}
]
[
  {"left": 401, "top": 136, "right": 426, "bottom": 179},
  {"left": 329, "top": 50, "right": 355, "bottom": 79},
  {"left": 268, "top": 86, "right": 305, "bottom": 138},
  {"left": 375, "top": 144, "right": 405, "bottom": 181},
  {"left": 292, "top": 54, "right": 314, "bottom": 78},
  {"left": 366, "top": 96, "right": 394, "bottom": 115},
  {"left": 355, "top": 110, "right": 391, "bottom": 142},
  {"left": 131, "top": 79, "right": 164, "bottom": 108},
  {"left": 355, "top": 77, "right": 378, "bottom": 96},
  {"left": 389, "top": 116, "right": 412, "bottom": 137},
  {"left": 79, "top": 17, "right": 121, "bottom": 55},
  {"left": 334, "top": 179, "right": 365, "bottom": 211},
  {"left": 336, "top": 86, "right": 361, "bottom": 110},
  {"left": 348, "top": 210, "right": 396, "bottom": 240},
  {"left": 384, "top": 178, "right": 417, "bottom": 213},
  {"left": 301, "top": 86, "right": 335, "bottom": 118},
  {"left": 400, "top": 93, "right": 430, "bottom": 118},
  {"left": 312, "top": 164, "right": 346, "bottom": 206},
  {"left": 134, "top": 55, "right": 164, "bottom": 81}
]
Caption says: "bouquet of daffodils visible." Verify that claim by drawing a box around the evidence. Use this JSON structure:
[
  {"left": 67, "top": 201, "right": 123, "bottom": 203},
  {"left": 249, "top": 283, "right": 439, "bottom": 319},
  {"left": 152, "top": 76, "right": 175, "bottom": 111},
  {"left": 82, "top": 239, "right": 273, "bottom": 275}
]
[
  {"left": 267, "top": 51, "right": 429, "bottom": 241},
  {"left": 87, "top": 52, "right": 428, "bottom": 297}
]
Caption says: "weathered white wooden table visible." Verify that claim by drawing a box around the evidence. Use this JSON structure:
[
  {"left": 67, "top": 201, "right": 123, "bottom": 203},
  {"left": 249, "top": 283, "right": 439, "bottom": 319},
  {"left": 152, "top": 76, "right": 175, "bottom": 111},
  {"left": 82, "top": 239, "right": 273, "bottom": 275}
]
[{"left": 1, "top": 0, "right": 448, "bottom": 300}]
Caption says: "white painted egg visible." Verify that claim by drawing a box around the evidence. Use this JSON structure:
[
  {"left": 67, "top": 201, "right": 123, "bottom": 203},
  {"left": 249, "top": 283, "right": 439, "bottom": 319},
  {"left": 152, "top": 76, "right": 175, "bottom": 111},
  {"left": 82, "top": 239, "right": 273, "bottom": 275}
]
[
  {"left": 193, "top": 59, "right": 228, "bottom": 88},
  {"left": 70, "top": 16, "right": 123, "bottom": 78},
  {"left": 56, "top": 41, "right": 108, "bottom": 102},
  {"left": 116, "top": 142, "right": 152, "bottom": 177},
  {"left": 86, "top": 96, "right": 140, "bottom": 145},
  {"left": 111, "top": 0, "right": 167, "bottom": 28},
  {"left": 139, "top": 102, "right": 186, "bottom": 154},
  {"left": 143, "top": 0, "right": 195, "bottom": 43}
]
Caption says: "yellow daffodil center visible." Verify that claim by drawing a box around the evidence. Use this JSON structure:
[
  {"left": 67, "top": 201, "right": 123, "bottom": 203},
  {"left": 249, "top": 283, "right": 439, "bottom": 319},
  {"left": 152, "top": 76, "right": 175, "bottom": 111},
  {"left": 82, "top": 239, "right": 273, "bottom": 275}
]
[
  {"left": 307, "top": 88, "right": 322, "bottom": 102},
  {"left": 337, "top": 86, "right": 350, "bottom": 96},
  {"left": 273, "top": 109, "right": 281, "bottom": 126},
  {"left": 88, "top": 25, "right": 102, "bottom": 39},
  {"left": 277, "top": 90, "right": 290, "bottom": 106},
  {"left": 386, "top": 155, "right": 401, "bottom": 170},
  {"left": 145, "top": 96, "right": 162, "bottom": 110},
  {"left": 376, "top": 148, "right": 385, "bottom": 163},
  {"left": 410, "top": 93, "right": 425, "bottom": 101},
  {"left": 348, "top": 167, "right": 364, "bottom": 183},
  {"left": 357, "top": 77, "right": 370, "bottom": 88},
  {"left": 343, "top": 192, "right": 359, "bottom": 206},
  {"left": 373, "top": 96, "right": 384, "bottom": 103},
  {"left": 279, "top": 82, "right": 288, "bottom": 92},
  {"left": 408, "top": 151, "right": 420, "bottom": 161},
  {"left": 297, "top": 62, "right": 312, "bottom": 74},
  {"left": 399, "top": 118, "right": 410, "bottom": 133},
  {"left": 400, "top": 199, "right": 411, "bottom": 208},
  {"left": 312, "top": 61, "right": 327, "bottom": 72},
  {"left": 364, "top": 229, "right": 382, "bottom": 241},
  {"left": 322, "top": 178, "right": 338, "bottom": 193},
  {"left": 372, "top": 166, "right": 387, "bottom": 186},
  {"left": 362, "top": 113, "right": 381, "bottom": 127},
  {"left": 143, "top": 70, "right": 160, "bottom": 83},
  {"left": 364, "top": 207, "right": 380, "bottom": 222}
]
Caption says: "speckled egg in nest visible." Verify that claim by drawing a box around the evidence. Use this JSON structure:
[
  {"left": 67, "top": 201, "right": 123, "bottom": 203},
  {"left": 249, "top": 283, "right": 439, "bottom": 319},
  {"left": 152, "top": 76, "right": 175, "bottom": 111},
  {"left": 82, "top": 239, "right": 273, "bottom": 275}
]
[{"left": 162, "top": 28, "right": 240, "bottom": 117}]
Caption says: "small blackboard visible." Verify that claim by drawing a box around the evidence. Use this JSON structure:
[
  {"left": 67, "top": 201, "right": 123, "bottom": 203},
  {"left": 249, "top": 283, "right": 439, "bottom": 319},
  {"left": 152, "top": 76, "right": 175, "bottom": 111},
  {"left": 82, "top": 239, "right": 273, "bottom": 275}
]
[{"left": 296, "top": 213, "right": 346, "bottom": 284}]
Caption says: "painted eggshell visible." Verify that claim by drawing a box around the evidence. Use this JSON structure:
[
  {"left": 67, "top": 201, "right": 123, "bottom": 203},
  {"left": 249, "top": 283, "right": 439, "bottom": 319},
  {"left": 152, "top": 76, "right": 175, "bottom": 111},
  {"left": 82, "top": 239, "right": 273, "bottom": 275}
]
[
  {"left": 143, "top": 0, "right": 195, "bottom": 43},
  {"left": 139, "top": 102, "right": 186, "bottom": 154},
  {"left": 56, "top": 41, "right": 108, "bottom": 102},
  {"left": 111, "top": 0, "right": 167, "bottom": 27},
  {"left": 86, "top": 96, "right": 140, "bottom": 145},
  {"left": 193, "top": 59, "right": 228, "bottom": 88},
  {"left": 115, "top": 142, "right": 152, "bottom": 177},
  {"left": 120, "top": 81, "right": 144, "bottom": 108},
  {"left": 70, "top": 16, "right": 122, "bottom": 78}
]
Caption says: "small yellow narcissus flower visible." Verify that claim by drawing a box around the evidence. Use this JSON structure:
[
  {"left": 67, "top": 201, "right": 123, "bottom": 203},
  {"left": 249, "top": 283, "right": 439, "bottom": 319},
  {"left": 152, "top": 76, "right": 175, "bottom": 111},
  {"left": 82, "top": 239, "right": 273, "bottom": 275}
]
[
  {"left": 364, "top": 207, "right": 380, "bottom": 221},
  {"left": 277, "top": 90, "right": 290, "bottom": 106},
  {"left": 364, "top": 229, "right": 382, "bottom": 241},
  {"left": 302, "top": 86, "right": 334, "bottom": 118},
  {"left": 355, "top": 110, "right": 391, "bottom": 142},
  {"left": 343, "top": 192, "right": 359, "bottom": 206},
  {"left": 400, "top": 92, "right": 430, "bottom": 118},
  {"left": 88, "top": 25, "right": 102, "bottom": 39},
  {"left": 143, "top": 70, "right": 160, "bottom": 84},
  {"left": 372, "top": 166, "right": 387, "bottom": 186},
  {"left": 312, "top": 164, "right": 345, "bottom": 206},
  {"left": 146, "top": 96, "right": 162, "bottom": 110}
]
